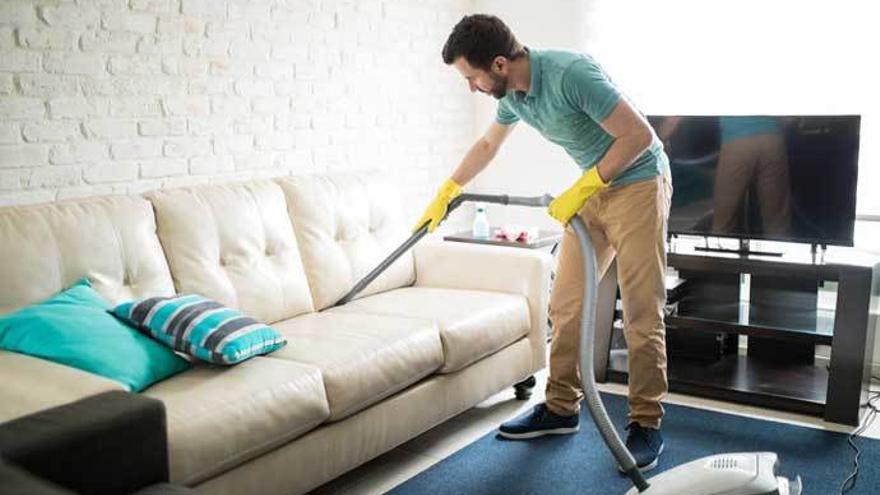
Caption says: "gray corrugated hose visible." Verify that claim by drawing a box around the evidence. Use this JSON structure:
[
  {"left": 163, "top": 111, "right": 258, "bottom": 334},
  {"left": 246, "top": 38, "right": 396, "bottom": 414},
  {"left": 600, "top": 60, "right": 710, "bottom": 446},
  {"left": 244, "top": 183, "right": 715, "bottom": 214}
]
[{"left": 570, "top": 214, "right": 649, "bottom": 491}]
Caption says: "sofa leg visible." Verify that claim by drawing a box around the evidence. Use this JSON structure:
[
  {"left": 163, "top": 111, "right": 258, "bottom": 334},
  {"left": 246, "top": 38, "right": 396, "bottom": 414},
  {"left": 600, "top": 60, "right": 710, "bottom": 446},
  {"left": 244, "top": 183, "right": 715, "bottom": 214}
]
[{"left": 514, "top": 375, "right": 537, "bottom": 400}]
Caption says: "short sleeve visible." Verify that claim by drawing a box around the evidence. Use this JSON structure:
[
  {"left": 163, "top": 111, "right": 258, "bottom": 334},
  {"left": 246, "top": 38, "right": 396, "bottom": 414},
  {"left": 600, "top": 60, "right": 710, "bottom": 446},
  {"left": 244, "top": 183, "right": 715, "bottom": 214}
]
[
  {"left": 561, "top": 57, "right": 621, "bottom": 122},
  {"left": 495, "top": 98, "right": 520, "bottom": 125}
]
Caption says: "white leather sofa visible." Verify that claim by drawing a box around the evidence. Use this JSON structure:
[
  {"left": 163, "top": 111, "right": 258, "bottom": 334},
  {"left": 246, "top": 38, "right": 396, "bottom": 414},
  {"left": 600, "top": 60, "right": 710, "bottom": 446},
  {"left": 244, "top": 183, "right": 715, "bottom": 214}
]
[{"left": 0, "top": 172, "right": 552, "bottom": 494}]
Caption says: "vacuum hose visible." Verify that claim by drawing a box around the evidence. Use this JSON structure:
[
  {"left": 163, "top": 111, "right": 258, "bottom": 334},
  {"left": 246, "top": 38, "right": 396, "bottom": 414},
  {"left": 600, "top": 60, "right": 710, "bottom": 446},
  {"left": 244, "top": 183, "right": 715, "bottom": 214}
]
[
  {"left": 570, "top": 215, "right": 649, "bottom": 491},
  {"left": 335, "top": 192, "right": 650, "bottom": 492}
]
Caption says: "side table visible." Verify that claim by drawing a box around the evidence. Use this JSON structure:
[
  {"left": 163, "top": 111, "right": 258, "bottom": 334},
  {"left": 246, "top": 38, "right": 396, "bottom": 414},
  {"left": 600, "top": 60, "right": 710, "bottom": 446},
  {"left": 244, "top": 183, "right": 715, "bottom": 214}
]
[{"left": 443, "top": 228, "right": 562, "bottom": 251}]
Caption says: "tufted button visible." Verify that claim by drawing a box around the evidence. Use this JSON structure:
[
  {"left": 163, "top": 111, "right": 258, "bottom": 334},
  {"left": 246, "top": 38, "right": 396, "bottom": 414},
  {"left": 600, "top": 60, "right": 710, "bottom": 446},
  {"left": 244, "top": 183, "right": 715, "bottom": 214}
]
[{"left": 219, "top": 256, "right": 227, "bottom": 266}]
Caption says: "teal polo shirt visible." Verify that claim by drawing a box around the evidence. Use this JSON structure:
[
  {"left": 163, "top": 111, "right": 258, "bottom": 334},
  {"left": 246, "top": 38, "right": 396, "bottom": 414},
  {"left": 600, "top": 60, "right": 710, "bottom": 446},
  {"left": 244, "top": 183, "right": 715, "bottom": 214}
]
[{"left": 496, "top": 49, "right": 667, "bottom": 186}]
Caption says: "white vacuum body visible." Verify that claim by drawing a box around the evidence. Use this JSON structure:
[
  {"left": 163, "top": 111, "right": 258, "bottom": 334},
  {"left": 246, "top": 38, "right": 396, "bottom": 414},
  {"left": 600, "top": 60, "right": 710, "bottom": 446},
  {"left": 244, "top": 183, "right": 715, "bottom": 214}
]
[{"left": 624, "top": 452, "right": 802, "bottom": 495}]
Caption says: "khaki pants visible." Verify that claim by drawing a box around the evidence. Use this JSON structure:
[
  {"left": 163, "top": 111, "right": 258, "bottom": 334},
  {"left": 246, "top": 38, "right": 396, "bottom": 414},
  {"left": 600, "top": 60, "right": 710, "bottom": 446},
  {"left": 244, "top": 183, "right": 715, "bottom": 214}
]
[{"left": 546, "top": 174, "right": 672, "bottom": 428}]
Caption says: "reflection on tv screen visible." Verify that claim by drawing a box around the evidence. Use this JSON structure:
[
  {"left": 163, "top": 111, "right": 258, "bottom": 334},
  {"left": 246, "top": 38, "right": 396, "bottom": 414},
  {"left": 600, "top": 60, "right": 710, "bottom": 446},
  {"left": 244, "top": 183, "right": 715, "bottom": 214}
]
[{"left": 647, "top": 115, "right": 860, "bottom": 246}]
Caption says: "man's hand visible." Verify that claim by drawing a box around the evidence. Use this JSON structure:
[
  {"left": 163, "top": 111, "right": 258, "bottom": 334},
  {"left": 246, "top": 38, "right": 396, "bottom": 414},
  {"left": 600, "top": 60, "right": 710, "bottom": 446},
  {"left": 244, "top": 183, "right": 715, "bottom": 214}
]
[
  {"left": 547, "top": 167, "right": 608, "bottom": 226},
  {"left": 412, "top": 178, "right": 462, "bottom": 233}
]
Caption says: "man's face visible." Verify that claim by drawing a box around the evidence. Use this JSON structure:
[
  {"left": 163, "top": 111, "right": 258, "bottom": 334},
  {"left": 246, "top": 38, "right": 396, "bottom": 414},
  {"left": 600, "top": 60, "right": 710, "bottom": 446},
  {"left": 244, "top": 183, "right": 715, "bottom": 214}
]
[{"left": 452, "top": 56, "right": 508, "bottom": 100}]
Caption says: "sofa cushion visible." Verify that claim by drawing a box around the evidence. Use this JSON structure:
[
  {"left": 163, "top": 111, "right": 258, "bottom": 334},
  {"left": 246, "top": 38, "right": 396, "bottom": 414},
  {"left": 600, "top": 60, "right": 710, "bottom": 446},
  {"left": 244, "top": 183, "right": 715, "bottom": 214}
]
[
  {"left": 113, "top": 294, "right": 286, "bottom": 365},
  {"left": 269, "top": 311, "right": 443, "bottom": 421},
  {"left": 143, "top": 357, "right": 328, "bottom": 485},
  {"left": 275, "top": 173, "right": 415, "bottom": 310},
  {"left": 333, "top": 287, "right": 530, "bottom": 373},
  {"left": 0, "top": 278, "right": 189, "bottom": 392},
  {"left": 0, "top": 195, "right": 175, "bottom": 315},
  {"left": 146, "top": 180, "right": 314, "bottom": 324},
  {"left": 0, "top": 350, "right": 126, "bottom": 424}
]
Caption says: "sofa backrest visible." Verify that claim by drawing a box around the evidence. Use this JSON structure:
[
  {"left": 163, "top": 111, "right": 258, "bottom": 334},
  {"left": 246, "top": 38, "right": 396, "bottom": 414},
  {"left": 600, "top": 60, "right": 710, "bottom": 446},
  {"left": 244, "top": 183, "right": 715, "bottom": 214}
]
[
  {"left": 275, "top": 173, "right": 415, "bottom": 310},
  {"left": 0, "top": 195, "right": 175, "bottom": 315},
  {"left": 146, "top": 180, "right": 315, "bottom": 324}
]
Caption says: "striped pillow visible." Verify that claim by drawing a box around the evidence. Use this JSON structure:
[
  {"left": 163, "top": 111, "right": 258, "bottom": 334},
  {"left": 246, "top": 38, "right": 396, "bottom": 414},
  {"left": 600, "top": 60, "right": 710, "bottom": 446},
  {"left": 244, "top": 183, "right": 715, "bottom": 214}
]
[{"left": 112, "top": 294, "right": 286, "bottom": 365}]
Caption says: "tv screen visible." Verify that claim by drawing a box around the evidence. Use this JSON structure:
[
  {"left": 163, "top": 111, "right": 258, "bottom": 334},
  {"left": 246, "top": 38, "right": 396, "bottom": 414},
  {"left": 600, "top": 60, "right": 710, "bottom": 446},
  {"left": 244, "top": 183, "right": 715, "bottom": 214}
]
[{"left": 646, "top": 115, "right": 860, "bottom": 246}]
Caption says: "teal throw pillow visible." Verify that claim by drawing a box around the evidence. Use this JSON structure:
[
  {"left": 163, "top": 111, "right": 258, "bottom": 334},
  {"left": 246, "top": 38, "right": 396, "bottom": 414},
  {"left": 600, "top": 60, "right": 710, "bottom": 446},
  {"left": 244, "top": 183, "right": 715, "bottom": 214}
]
[{"left": 0, "top": 279, "right": 190, "bottom": 392}]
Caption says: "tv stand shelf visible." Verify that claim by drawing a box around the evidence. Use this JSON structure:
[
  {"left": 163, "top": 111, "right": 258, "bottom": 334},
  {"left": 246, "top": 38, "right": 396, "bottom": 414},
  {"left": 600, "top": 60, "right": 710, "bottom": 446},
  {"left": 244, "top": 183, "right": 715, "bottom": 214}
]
[
  {"left": 593, "top": 243, "right": 879, "bottom": 426},
  {"left": 607, "top": 352, "right": 828, "bottom": 416},
  {"left": 666, "top": 301, "right": 835, "bottom": 344}
]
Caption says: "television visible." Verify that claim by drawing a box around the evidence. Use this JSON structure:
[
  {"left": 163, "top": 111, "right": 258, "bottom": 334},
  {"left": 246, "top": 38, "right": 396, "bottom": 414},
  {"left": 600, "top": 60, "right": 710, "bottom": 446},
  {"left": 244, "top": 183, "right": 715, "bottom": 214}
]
[{"left": 646, "top": 115, "right": 860, "bottom": 247}]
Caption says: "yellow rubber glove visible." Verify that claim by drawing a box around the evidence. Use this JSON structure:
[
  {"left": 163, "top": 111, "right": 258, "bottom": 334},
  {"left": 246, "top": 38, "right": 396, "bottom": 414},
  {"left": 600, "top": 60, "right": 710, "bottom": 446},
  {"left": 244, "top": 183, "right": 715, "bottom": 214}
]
[
  {"left": 547, "top": 167, "right": 608, "bottom": 226},
  {"left": 412, "top": 178, "right": 463, "bottom": 233}
]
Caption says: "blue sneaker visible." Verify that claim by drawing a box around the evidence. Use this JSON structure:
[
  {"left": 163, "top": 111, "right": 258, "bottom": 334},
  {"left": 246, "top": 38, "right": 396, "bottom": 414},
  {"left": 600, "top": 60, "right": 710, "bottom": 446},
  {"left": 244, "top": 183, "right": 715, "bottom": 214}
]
[
  {"left": 498, "top": 403, "right": 579, "bottom": 439},
  {"left": 623, "top": 422, "right": 664, "bottom": 472}
]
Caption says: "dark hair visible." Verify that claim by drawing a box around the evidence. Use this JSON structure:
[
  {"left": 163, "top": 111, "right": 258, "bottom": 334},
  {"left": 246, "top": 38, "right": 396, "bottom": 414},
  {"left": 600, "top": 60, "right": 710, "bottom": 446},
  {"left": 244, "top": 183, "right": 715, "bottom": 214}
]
[{"left": 442, "top": 14, "right": 524, "bottom": 70}]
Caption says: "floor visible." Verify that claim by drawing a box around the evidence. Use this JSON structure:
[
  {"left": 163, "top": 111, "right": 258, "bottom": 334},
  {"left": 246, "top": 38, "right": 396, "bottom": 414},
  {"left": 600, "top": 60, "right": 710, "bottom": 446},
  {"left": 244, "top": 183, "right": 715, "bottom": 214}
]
[{"left": 311, "top": 369, "right": 880, "bottom": 494}]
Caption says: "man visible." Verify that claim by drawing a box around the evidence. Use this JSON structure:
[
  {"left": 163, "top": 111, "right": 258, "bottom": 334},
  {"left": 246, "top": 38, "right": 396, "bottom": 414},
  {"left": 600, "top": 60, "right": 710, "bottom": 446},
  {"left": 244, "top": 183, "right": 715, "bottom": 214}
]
[{"left": 413, "top": 14, "right": 673, "bottom": 471}]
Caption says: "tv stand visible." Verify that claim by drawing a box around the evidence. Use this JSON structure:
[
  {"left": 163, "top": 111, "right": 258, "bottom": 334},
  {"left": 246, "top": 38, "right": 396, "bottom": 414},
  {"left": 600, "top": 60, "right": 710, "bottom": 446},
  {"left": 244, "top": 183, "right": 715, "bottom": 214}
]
[
  {"left": 692, "top": 238, "right": 783, "bottom": 257},
  {"left": 594, "top": 241, "right": 879, "bottom": 426}
]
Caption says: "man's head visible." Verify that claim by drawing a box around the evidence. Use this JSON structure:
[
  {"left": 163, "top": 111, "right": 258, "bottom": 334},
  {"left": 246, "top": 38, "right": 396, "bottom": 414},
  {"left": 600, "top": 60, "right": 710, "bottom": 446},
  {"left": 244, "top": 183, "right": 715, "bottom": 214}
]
[{"left": 442, "top": 14, "right": 526, "bottom": 100}]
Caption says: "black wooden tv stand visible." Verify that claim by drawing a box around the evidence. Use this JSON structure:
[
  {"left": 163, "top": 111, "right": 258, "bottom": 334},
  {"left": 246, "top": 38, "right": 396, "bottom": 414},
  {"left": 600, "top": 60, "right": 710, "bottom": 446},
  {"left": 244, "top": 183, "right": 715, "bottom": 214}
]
[{"left": 593, "top": 239, "right": 878, "bottom": 426}]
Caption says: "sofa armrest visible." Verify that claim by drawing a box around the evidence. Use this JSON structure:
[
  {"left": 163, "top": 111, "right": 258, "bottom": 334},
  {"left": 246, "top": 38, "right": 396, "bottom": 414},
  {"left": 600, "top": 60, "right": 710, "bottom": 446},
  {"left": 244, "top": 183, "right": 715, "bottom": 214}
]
[
  {"left": 0, "top": 391, "right": 169, "bottom": 495},
  {"left": 413, "top": 240, "right": 553, "bottom": 371}
]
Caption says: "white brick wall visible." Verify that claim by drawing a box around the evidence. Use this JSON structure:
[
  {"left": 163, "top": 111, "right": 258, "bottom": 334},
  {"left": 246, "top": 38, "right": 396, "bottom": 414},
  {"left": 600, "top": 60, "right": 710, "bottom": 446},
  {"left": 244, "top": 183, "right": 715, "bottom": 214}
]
[{"left": 0, "top": 0, "right": 476, "bottom": 230}]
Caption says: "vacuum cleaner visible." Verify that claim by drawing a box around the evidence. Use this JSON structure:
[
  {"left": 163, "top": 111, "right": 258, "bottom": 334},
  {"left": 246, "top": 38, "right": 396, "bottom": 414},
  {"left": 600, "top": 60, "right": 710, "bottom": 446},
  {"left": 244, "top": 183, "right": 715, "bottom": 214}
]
[{"left": 335, "top": 192, "right": 803, "bottom": 495}]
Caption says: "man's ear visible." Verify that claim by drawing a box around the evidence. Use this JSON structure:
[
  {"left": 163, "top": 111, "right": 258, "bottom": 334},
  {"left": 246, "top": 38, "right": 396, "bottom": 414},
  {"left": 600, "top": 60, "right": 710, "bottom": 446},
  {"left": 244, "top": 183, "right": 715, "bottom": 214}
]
[{"left": 492, "top": 56, "right": 507, "bottom": 74}]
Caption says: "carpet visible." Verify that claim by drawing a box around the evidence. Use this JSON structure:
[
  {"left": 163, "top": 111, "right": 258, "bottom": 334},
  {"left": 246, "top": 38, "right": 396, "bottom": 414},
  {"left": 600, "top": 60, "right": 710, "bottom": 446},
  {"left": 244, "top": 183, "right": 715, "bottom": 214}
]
[{"left": 390, "top": 392, "right": 878, "bottom": 494}]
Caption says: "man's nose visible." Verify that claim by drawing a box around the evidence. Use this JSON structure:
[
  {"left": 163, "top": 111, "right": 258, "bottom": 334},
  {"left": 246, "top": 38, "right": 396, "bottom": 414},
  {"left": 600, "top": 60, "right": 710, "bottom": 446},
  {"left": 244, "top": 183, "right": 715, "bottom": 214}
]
[{"left": 468, "top": 81, "right": 477, "bottom": 93}]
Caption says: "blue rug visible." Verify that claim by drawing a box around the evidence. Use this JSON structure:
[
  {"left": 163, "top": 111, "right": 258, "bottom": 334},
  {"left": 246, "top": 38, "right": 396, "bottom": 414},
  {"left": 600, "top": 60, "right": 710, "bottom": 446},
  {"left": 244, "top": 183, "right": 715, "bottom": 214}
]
[{"left": 391, "top": 393, "right": 879, "bottom": 494}]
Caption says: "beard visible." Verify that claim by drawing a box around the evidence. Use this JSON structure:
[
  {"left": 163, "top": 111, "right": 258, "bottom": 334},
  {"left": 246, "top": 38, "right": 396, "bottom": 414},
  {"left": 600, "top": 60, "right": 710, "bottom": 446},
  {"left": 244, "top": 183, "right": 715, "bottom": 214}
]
[{"left": 487, "top": 72, "right": 508, "bottom": 100}]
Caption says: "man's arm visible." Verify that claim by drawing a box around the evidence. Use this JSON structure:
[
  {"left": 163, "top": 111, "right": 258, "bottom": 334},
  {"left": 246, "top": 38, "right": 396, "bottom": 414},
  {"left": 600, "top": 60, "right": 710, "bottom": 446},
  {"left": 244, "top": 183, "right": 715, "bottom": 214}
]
[
  {"left": 592, "top": 97, "right": 654, "bottom": 183},
  {"left": 411, "top": 121, "right": 516, "bottom": 232},
  {"left": 450, "top": 121, "right": 516, "bottom": 185}
]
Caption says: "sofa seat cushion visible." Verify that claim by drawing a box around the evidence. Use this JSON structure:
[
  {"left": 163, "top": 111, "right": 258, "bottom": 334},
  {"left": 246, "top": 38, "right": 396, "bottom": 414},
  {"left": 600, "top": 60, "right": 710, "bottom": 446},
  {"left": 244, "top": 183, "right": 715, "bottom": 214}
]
[
  {"left": 332, "top": 287, "right": 530, "bottom": 373},
  {"left": 143, "top": 357, "right": 328, "bottom": 485},
  {"left": 269, "top": 311, "right": 443, "bottom": 421},
  {"left": 0, "top": 350, "right": 126, "bottom": 424}
]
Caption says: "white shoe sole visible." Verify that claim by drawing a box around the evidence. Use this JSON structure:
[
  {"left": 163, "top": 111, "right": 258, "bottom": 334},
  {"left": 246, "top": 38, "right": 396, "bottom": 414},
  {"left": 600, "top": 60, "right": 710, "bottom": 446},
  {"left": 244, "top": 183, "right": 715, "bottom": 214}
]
[
  {"left": 497, "top": 425, "right": 579, "bottom": 440},
  {"left": 618, "top": 443, "right": 665, "bottom": 473}
]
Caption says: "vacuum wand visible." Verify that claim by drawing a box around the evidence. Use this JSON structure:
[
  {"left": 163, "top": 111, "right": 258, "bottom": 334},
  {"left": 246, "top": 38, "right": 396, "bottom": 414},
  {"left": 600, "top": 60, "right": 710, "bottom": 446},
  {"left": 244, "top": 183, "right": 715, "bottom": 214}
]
[{"left": 333, "top": 193, "right": 553, "bottom": 307}]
